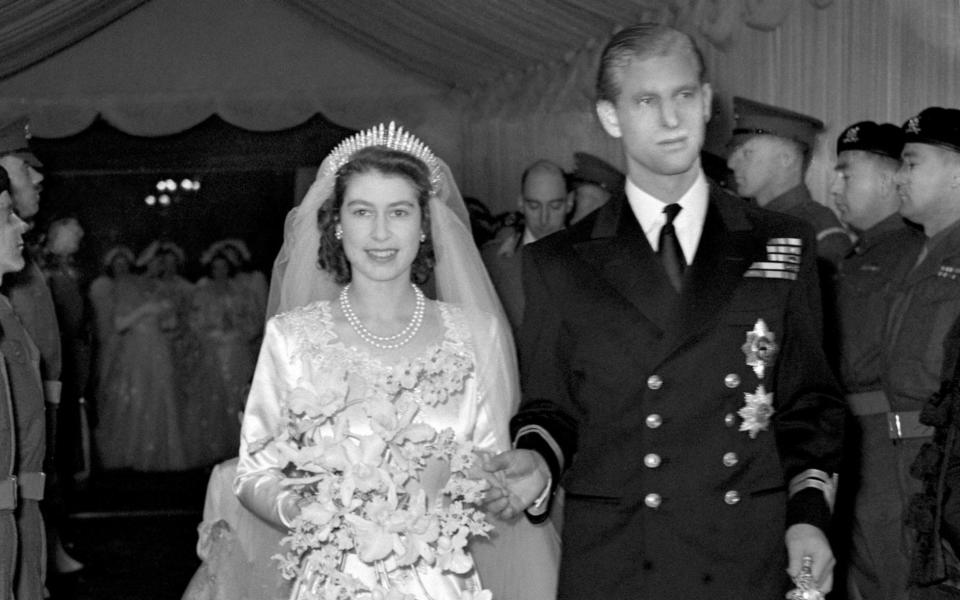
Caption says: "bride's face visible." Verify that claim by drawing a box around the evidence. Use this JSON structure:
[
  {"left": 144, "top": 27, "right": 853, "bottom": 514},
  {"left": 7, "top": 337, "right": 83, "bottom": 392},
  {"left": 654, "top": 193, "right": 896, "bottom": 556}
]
[{"left": 339, "top": 170, "right": 423, "bottom": 286}]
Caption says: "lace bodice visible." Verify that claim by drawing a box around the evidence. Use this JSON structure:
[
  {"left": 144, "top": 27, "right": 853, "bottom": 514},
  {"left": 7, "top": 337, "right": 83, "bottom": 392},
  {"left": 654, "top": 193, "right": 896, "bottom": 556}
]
[
  {"left": 236, "top": 299, "right": 505, "bottom": 518},
  {"left": 275, "top": 300, "right": 475, "bottom": 413}
]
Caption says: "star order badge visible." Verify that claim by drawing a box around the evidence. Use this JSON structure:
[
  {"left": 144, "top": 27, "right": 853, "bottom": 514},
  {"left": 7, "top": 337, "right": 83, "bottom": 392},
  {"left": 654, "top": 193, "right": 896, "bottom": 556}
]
[
  {"left": 742, "top": 319, "right": 778, "bottom": 379},
  {"left": 739, "top": 385, "right": 774, "bottom": 439}
]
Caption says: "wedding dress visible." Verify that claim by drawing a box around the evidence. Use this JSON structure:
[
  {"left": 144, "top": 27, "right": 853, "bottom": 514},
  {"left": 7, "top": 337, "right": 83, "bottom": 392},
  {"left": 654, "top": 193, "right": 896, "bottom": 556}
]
[
  {"left": 95, "top": 276, "right": 187, "bottom": 471},
  {"left": 183, "top": 300, "right": 559, "bottom": 599},
  {"left": 183, "top": 122, "right": 559, "bottom": 600}
]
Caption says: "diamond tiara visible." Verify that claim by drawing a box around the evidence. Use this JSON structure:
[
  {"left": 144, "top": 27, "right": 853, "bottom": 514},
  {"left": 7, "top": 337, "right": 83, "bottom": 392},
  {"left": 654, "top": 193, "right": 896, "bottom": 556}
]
[{"left": 321, "top": 122, "right": 443, "bottom": 195}]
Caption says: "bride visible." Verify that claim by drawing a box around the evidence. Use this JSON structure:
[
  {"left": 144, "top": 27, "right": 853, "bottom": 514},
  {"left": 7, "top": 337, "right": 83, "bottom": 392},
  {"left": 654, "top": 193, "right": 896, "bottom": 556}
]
[{"left": 185, "top": 123, "right": 558, "bottom": 600}]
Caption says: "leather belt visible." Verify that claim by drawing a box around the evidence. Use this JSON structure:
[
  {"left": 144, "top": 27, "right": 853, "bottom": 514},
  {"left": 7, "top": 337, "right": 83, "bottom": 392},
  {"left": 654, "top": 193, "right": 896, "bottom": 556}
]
[
  {"left": 0, "top": 471, "right": 45, "bottom": 510},
  {"left": 0, "top": 477, "right": 14, "bottom": 510},
  {"left": 846, "top": 391, "right": 933, "bottom": 439},
  {"left": 846, "top": 390, "right": 889, "bottom": 416}
]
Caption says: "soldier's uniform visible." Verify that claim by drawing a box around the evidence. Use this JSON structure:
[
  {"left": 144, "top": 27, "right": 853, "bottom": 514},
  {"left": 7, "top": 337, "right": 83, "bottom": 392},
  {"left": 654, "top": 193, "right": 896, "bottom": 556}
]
[
  {"left": 878, "top": 107, "right": 960, "bottom": 598},
  {"left": 0, "top": 115, "right": 68, "bottom": 595},
  {"left": 729, "top": 97, "right": 853, "bottom": 267},
  {"left": 826, "top": 121, "right": 925, "bottom": 599},
  {"left": 0, "top": 295, "right": 46, "bottom": 600},
  {"left": 764, "top": 184, "right": 853, "bottom": 266},
  {"left": 0, "top": 330, "right": 16, "bottom": 600}
]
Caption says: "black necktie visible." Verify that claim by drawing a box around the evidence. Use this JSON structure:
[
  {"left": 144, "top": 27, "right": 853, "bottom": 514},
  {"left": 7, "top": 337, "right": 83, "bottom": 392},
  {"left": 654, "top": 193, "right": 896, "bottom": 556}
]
[{"left": 659, "top": 203, "right": 686, "bottom": 292}]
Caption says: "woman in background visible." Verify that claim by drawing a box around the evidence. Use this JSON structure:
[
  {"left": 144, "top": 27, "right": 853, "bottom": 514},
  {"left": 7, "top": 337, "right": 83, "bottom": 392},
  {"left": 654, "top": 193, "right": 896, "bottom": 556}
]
[
  {"left": 181, "top": 243, "right": 259, "bottom": 467},
  {"left": 95, "top": 242, "right": 186, "bottom": 471}
]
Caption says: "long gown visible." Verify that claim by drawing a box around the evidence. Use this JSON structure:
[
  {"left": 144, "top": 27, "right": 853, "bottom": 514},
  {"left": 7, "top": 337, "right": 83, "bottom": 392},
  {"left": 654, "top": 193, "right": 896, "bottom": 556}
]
[
  {"left": 95, "top": 276, "right": 188, "bottom": 471},
  {"left": 183, "top": 300, "right": 559, "bottom": 600},
  {"left": 181, "top": 278, "right": 259, "bottom": 466}
]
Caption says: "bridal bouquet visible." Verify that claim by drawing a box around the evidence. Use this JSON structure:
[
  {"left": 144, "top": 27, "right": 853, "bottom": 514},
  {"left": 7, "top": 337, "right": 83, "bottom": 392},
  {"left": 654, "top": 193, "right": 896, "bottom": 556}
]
[{"left": 266, "top": 348, "right": 493, "bottom": 600}]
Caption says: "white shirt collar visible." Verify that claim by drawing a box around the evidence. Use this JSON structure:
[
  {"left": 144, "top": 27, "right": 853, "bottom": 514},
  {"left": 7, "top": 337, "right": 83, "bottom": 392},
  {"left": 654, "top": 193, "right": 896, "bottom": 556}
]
[
  {"left": 522, "top": 228, "right": 538, "bottom": 245},
  {"left": 625, "top": 171, "right": 709, "bottom": 263}
]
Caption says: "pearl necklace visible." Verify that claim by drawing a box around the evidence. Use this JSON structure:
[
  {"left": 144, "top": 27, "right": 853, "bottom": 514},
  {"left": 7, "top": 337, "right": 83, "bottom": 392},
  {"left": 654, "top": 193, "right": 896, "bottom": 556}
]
[{"left": 339, "top": 283, "right": 426, "bottom": 349}]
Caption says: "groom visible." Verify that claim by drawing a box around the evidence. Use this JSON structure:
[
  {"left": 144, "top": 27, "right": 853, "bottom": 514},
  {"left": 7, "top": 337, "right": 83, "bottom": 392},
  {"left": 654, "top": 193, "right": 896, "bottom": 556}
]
[{"left": 484, "top": 23, "right": 846, "bottom": 599}]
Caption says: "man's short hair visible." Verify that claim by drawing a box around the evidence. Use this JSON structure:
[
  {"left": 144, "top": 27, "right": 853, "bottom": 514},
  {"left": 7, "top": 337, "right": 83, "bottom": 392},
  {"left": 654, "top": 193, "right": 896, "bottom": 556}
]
[
  {"left": 520, "top": 160, "right": 567, "bottom": 191},
  {"left": 596, "top": 23, "right": 706, "bottom": 103}
]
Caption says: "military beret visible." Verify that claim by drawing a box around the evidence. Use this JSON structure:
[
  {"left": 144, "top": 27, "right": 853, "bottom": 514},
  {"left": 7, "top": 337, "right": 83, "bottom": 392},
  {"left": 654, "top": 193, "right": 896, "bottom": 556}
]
[
  {"left": 730, "top": 96, "right": 824, "bottom": 152},
  {"left": 0, "top": 116, "right": 41, "bottom": 168},
  {"left": 571, "top": 152, "right": 623, "bottom": 192},
  {"left": 902, "top": 107, "right": 960, "bottom": 154},
  {"left": 836, "top": 121, "right": 904, "bottom": 159}
]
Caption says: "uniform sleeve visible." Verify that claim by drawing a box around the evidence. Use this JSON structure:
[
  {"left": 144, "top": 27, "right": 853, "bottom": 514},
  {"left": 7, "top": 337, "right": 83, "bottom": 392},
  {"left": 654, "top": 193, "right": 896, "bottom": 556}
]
[
  {"left": 774, "top": 228, "right": 848, "bottom": 530},
  {"left": 234, "top": 316, "right": 298, "bottom": 529},
  {"left": 509, "top": 248, "right": 578, "bottom": 506}
]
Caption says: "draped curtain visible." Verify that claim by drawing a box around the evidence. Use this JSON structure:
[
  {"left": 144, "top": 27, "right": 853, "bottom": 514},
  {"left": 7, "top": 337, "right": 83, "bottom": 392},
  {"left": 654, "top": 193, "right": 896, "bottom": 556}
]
[
  {"left": 0, "top": 0, "right": 958, "bottom": 213},
  {"left": 456, "top": 0, "right": 960, "bottom": 212},
  {"left": 0, "top": 0, "right": 149, "bottom": 79}
]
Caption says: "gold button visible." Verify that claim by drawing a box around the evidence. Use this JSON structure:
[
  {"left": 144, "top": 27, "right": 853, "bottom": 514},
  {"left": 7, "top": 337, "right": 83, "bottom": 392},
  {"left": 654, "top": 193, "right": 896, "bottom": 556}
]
[
  {"left": 722, "top": 452, "right": 738, "bottom": 467},
  {"left": 724, "top": 413, "right": 737, "bottom": 427},
  {"left": 643, "top": 453, "right": 661, "bottom": 468},
  {"left": 647, "top": 375, "right": 663, "bottom": 390},
  {"left": 724, "top": 373, "right": 740, "bottom": 388},
  {"left": 724, "top": 490, "right": 740, "bottom": 505},
  {"left": 645, "top": 414, "right": 662, "bottom": 429},
  {"left": 644, "top": 493, "right": 662, "bottom": 508}
]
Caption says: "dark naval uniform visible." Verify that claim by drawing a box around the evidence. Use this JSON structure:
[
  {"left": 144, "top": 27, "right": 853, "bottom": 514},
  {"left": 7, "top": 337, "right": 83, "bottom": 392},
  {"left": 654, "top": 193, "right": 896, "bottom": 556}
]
[
  {"left": 0, "top": 295, "right": 46, "bottom": 600},
  {"left": 511, "top": 184, "right": 846, "bottom": 600},
  {"left": 765, "top": 184, "right": 852, "bottom": 266},
  {"left": 837, "top": 215, "right": 924, "bottom": 599}
]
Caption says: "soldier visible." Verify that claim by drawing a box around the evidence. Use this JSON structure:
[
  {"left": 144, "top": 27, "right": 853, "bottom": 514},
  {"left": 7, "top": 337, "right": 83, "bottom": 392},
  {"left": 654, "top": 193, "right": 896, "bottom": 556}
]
[
  {"left": 568, "top": 152, "right": 623, "bottom": 224},
  {"left": 0, "top": 116, "right": 84, "bottom": 585},
  {"left": 0, "top": 167, "right": 18, "bottom": 600},
  {"left": 727, "top": 97, "right": 853, "bottom": 266},
  {"left": 877, "top": 106, "right": 960, "bottom": 597},
  {"left": 0, "top": 164, "right": 44, "bottom": 599},
  {"left": 828, "top": 121, "right": 922, "bottom": 599},
  {"left": 0, "top": 116, "right": 61, "bottom": 418}
]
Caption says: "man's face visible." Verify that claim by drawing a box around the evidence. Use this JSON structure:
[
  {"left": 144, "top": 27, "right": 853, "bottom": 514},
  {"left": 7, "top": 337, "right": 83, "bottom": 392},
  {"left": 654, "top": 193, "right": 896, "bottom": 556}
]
[
  {"left": 520, "top": 170, "right": 569, "bottom": 239},
  {"left": 596, "top": 51, "right": 711, "bottom": 185},
  {"left": 50, "top": 219, "right": 84, "bottom": 256},
  {"left": 726, "top": 136, "right": 782, "bottom": 204},
  {"left": 0, "top": 155, "right": 42, "bottom": 218},
  {"left": 896, "top": 143, "right": 959, "bottom": 226},
  {"left": 830, "top": 150, "right": 896, "bottom": 231},
  {"left": 0, "top": 191, "right": 27, "bottom": 275}
]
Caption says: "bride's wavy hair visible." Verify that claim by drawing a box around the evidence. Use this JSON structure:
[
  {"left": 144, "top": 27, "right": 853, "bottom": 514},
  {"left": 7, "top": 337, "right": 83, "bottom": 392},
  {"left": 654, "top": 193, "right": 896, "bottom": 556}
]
[{"left": 317, "top": 146, "right": 436, "bottom": 285}]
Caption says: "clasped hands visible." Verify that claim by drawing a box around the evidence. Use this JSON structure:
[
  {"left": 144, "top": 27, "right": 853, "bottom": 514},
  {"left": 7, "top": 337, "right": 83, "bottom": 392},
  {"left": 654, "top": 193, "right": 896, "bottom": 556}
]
[
  {"left": 469, "top": 449, "right": 550, "bottom": 521},
  {"left": 469, "top": 450, "right": 835, "bottom": 596}
]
